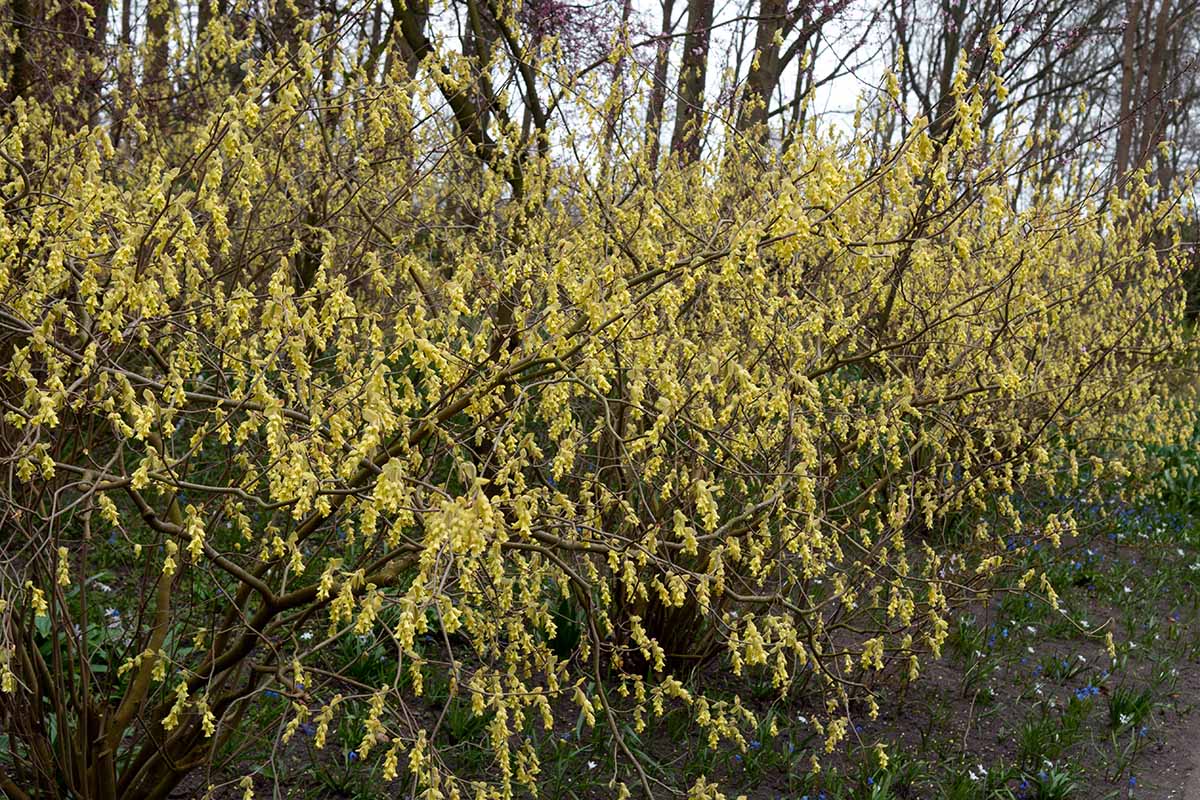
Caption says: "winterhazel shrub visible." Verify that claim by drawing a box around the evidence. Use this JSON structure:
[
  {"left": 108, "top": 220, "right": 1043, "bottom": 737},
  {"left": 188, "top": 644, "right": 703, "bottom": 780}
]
[{"left": 0, "top": 13, "right": 1194, "bottom": 800}]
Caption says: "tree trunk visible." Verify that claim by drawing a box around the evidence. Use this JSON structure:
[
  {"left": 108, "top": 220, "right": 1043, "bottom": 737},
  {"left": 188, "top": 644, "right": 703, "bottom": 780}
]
[
  {"left": 3, "top": 0, "right": 108, "bottom": 123},
  {"left": 737, "top": 0, "right": 787, "bottom": 137},
  {"left": 1114, "top": 0, "right": 1143, "bottom": 179},
  {"left": 929, "top": 0, "right": 965, "bottom": 140},
  {"left": 2, "top": 0, "right": 33, "bottom": 106},
  {"left": 1136, "top": 0, "right": 1172, "bottom": 182},
  {"left": 145, "top": 0, "right": 175, "bottom": 125},
  {"left": 670, "top": 0, "right": 715, "bottom": 162},
  {"left": 644, "top": 0, "right": 676, "bottom": 169}
]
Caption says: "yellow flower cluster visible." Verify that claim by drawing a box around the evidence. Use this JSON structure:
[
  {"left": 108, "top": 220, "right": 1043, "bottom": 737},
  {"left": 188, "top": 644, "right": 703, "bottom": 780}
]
[{"left": 0, "top": 14, "right": 1194, "bottom": 799}]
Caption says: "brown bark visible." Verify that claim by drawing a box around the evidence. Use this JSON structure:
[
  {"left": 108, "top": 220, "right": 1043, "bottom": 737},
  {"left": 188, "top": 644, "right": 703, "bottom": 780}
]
[
  {"left": 2, "top": 0, "right": 32, "bottom": 106},
  {"left": 1115, "top": 0, "right": 1143, "bottom": 178},
  {"left": 669, "top": 0, "right": 715, "bottom": 162},
  {"left": 3, "top": 0, "right": 108, "bottom": 124},
  {"left": 1136, "top": 0, "right": 1172, "bottom": 175},
  {"left": 737, "top": 0, "right": 787, "bottom": 136},
  {"left": 144, "top": 0, "right": 174, "bottom": 126},
  {"left": 644, "top": 0, "right": 676, "bottom": 169},
  {"left": 929, "top": 0, "right": 965, "bottom": 139},
  {"left": 146, "top": 0, "right": 171, "bottom": 87},
  {"left": 383, "top": 0, "right": 429, "bottom": 80}
]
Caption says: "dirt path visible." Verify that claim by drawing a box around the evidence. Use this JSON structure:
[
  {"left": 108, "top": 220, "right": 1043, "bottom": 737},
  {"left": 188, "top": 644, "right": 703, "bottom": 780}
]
[
  {"left": 1183, "top": 743, "right": 1200, "bottom": 799},
  {"left": 1153, "top": 686, "right": 1200, "bottom": 798}
]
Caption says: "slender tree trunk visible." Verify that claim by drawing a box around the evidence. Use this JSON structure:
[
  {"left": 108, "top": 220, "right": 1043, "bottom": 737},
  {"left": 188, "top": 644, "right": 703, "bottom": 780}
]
[
  {"left": 84, "top": 0, "right": 110, "bottom": 125},
  {"left": 384, "top": 0, "right": 428, "bottom": 80},
  {"left": 464, "top": 0, "right": 498, "bottom": 137},
  {"left": 2, "top": 0, "right": 33, "bottom": 106},
  {"left": 929, "top": 0, "right": 965, "bottom": 140},
  {"left": 1157, "top": 6, "right": 1192, "bottom": 197},
  {"left": 198, "top": 0, "right": 216, "bottom": 39},
  {"left": 364, "top": 0, "right": 383, "bottom": 81},
  {"left": 145, "top": 0, "right": 174, "bottom": 125},
  {"left": 644, "top": 0, "right": 676, "bottom": 169},
  {"left": 111, "top": 0, "right": 134, "bottom": 147},
  {"left": 4, "top": 0, "right": 108, "bottom": 122},
  {"left": 737, "top": 0, "right": 786, "bottom": 137},
  {"left": 670, "top": 0, "right": 715, "bottom": 162},
  {"left": 1137, "top": 0, "right": 1172, "bottom": 178},
  {"left": 1115, "top": 0, "right": 1143, "bottom": 179}
]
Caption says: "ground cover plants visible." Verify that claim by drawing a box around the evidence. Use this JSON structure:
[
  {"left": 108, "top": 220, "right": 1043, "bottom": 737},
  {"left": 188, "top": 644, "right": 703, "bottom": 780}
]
[{"left": 0, "top": 2, "right": 1198, "bottom": 799}]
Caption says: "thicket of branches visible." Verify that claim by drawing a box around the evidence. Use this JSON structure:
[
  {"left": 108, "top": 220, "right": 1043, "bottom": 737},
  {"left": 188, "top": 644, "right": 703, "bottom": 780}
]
[{"left": 0, "top": 1, "right": 1197, "bottom": 799}]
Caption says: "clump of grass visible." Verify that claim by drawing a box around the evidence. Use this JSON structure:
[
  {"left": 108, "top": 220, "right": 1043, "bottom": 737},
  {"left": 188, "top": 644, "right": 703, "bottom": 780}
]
[{"left": 1107, "top": 686, "right": 1153, "bottom": 732}]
